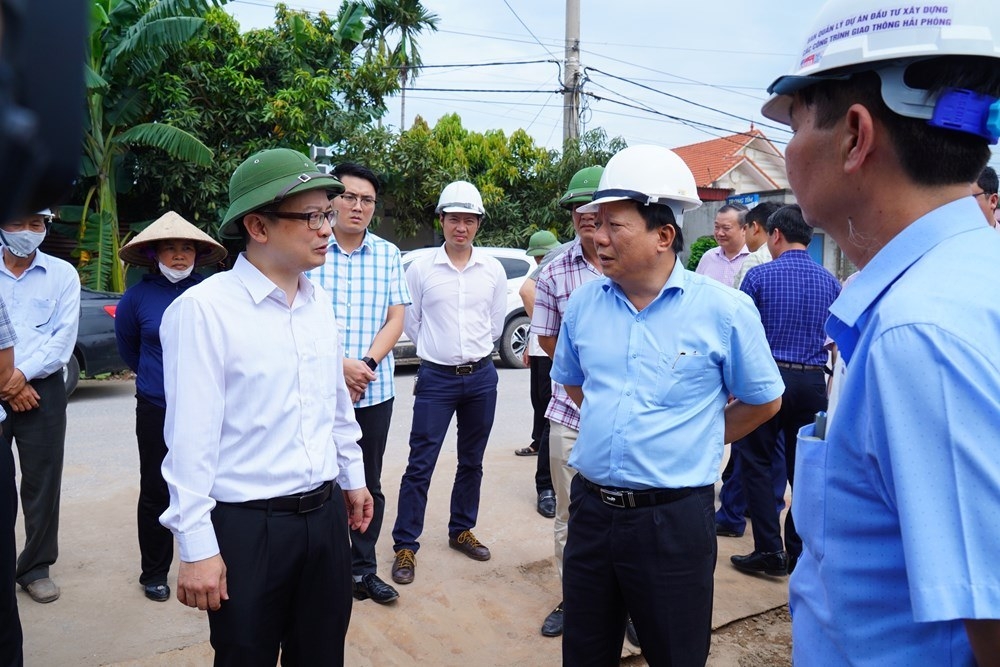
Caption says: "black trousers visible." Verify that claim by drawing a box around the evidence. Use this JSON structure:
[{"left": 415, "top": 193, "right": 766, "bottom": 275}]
[
  {"left": 0, "top": 373, "right": 66, "bottom": 585},
  {"left": 529, "top": 355, "right": 553, "bottom": 493},
  {"left": 134, "top": 397, "right": 173, "bottom": 585},
  {"left": 351, "top": 398, "right": 394, "bottom": 576},
  {"left": 563, "top": 476, "right": 716, "bottom": 667},
  {"left": 739, "top": 366, "right": 827, "bottom": 558},
  {"left": 1, "top": 421, "right": 23, "bottom": 667},
  {"left": 208, "top": 484, "right": 352, "bottom": 666}
]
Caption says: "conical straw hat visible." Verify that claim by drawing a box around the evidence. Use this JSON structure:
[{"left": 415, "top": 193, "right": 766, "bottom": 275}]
[{"left": 119, "top": 211, "right": 227, "bottom": 268}]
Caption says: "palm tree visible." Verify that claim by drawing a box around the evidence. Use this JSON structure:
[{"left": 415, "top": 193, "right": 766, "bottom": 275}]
[
  {"left": 363, "top": 0, "right": 439, "bottom": 129},
  {"left": 77, "top": 0, "right": 225, "bottom": 291}
]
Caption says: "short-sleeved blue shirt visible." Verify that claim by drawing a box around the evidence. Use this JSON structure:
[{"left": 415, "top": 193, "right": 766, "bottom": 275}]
[
  {"left": 791, "top": 197, "right": 1000, "bottom": 665},
  {"left": 550, "top": 263, "right": 784, "bottom": 489}
]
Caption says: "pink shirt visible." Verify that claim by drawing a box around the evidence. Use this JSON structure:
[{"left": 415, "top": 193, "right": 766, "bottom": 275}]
[{"left": 695, "top": 245, "right": 750, "bottom": 287}]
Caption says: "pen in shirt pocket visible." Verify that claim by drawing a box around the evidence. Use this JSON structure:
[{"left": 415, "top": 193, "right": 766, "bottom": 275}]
[{"left": 672, "top": 350, "right": 699, "bottom": 369}]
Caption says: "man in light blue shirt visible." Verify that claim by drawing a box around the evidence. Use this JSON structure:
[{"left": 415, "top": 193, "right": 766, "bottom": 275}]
[
  {"left": 0, "top": 209, "right": 79, "bottom": 605},
  {"left": 307, "top": 162, "right": 410, "bottom": 605},
  {"left": 551, "top": 145, "right": 783, "bottom": 666},
  {"left": 760, "top": 1, "right": 1000, "bottom": 663}
]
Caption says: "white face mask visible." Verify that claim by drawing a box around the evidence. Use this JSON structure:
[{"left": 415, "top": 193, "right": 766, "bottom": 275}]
[
  {"left": 158, "top": 262, "right": 194, "bottom": 283},
  {"left": 1, "top": 230, "right": 46, "bottom": 258}
]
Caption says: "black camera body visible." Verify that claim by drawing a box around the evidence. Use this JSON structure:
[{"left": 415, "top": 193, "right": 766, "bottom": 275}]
[{"left": 0, "top": 0, "right": 87, "bottom": 224}]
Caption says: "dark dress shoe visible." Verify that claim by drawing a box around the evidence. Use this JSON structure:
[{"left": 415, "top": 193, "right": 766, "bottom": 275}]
[
  {"left": 715, "top": 522, "right": 744, "bottom": 538},
  {"left": 537, "top": 490, "right": 556, "bottom": 518},
  {"left": 143, "top": 583, "right": 170, "bottom": 602},
  {"left": 625, "top": 615, "right": 640, "bottom": 647},
  {"left": 731, "top": 550, "right": 788, "bottom": 576},
  {"left": 392, "top": 549, "right": 416, "bottom": 585},
  {"left": 541, "top": 602, "right": 564, "bottom": 636},
  {"left": 448, "top": 530, "right": 491, "bottom": 561},
  {"left": 353, "top": 573, "right": 399, "bottom": 604}
]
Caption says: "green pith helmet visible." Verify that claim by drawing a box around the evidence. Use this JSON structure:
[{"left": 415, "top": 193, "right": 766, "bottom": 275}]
[
  {"left": 219, "top": 148, "right": 345, "bottom": 239},
  {"left": 526, "top": 230, "right": 559, "bottom": 256},
  {"left": 559, "top": 165, "right": 605, "bottom": 209}
]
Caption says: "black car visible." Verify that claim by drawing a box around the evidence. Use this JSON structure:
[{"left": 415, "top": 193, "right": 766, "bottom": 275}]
[{"left": 64, "top": 287, "right": 127, "bottom": 395}]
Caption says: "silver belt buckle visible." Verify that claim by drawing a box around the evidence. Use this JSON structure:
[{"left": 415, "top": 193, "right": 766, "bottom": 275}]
[
  {"left": 455, "top": 364, "right": 474, "bottom": 375},
  {"left": 600, "top": 489, "right": 627, "bottom": 508}
]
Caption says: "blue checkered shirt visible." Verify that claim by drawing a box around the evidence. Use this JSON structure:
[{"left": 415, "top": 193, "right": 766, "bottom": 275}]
[
  {"left": 0, "top": 296, "right": 16, "bottom": 422},
  {"left": 739, "top": 249, "right": 840, "bottom": 365},
  {"left": 307, "top": 232, "right": 411, "bottom": 408}
]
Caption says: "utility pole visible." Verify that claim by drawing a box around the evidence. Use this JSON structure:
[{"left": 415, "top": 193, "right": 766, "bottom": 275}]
[{"left": 563, "top": 0, "right": 581, "bottom": 143}]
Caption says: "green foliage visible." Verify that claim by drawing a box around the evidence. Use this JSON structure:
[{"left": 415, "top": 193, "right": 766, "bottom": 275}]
[
  {"left": 686, "top": 235, "right": 718, "bottom": 271},
  {"left": 119, "top": 3, "right": 401, "bottom": 232},
  {"left": 78, "top": 0, "right": 228, "bottom": 291}
]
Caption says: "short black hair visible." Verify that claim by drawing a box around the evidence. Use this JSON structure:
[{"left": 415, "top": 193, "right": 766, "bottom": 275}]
[
  {"left": 744, "top": 201, "right": 783, "bottom": 229},
  {"left": 717, "top": 203, "right": 748, "bottom": 225},
  {"left": 978, "top": 166, "right": 998, "bottom": 196},
  {"left": 630, "top": 201, "right": 684, "bottom": 254},
  {"left": 332, "top": 162, "right": 381, "bottom": 195},
  {"left": 766, "top": 204, "right": 813, "bottom": 246},
  {"left": 797, "top": 56, "right": 1000, "bottom": 186}
]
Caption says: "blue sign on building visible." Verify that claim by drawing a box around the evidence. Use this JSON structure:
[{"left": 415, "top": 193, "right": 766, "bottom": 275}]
[{"left": 726, "top": 193, "right": 760, "bottom": 207}]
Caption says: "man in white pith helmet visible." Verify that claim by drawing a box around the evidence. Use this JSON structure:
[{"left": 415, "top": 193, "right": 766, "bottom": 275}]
[
  {"left": 389, "top": 180, "right": 507, "bottom": 585},
  {"left": 761, "top": 1, "right": 1000, "bottom": 663},
  {"left": 550, "top": 145, "right": 783, "bottom": 665}
]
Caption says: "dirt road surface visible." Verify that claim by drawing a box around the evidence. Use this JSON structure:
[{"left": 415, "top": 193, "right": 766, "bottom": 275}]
[{"left": 14, "top": 369, "right": 790, "bottom": 666}]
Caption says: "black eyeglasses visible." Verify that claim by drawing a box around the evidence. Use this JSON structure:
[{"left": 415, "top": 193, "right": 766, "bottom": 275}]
[
  {"left": 972, "top": 190, "right": 992, "bottom": 199},
  {"left": 259, "top": 209, "right": 337, "bottom": 230},
  {"left": 339, "top": 193, "right": 377, "bottom": 209}
]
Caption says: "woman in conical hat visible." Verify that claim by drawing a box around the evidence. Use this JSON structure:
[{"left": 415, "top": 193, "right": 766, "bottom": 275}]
[{"left": 114, "top": 211, "right": 226, "bottom": 603}]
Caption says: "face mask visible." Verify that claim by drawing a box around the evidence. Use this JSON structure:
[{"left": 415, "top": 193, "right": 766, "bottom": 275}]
[
  {"left": 158, "top": 262, "right": 194, "bottom": 283},
  {"left": 0, "top": 230, "right": 46, "bottom": 258}
]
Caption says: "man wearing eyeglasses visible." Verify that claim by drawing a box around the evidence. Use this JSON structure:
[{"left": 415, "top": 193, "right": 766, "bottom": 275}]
[
  {"left": 306, "top": 162, "right": 410, "bottom": 606},
  {"left": 974, "top": 166, "right": 999, "bottom": 229},
  {"left": 159, "top": 148, "right": 373, "bottom": 665},
  {"left": 0, "top": 209, "right": 80, "bottom": 605}
]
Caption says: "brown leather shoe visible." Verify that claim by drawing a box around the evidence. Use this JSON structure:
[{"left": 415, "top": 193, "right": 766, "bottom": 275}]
[
  {"left": 391, "top": 549, "right": 416, "bottom": 585},
  {"left": 448, "top": 530, "right": 491, "bottom": 561}
]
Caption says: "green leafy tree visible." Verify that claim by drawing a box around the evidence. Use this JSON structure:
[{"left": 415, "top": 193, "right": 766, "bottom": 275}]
[
  {"left": 363, "top": 0, "right": 439, "bottom": 129},
  {"left": 73, "top": 0, "right": 227, "bottom": 291},
  {"left": 686, "top": 235, "right": 718, "bottom": 271},
  {"left": 121, "top": 3, "right": 400, "bottom": 234}
]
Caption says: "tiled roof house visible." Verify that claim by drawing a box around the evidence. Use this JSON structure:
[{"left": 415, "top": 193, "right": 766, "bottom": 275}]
[{"left": 673, "top": 128, "right": 788, "bottom": 201}]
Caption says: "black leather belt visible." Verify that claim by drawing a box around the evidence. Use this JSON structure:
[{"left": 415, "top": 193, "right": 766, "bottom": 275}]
[
  {"left": 420, "top": 355, "right": 493, "bottom": 376},
  {"left": 580, "top": 477, "right": 705, "bottom": 509},
  {"left": 224, "top": 481, "right": 333, "bottom": 514},
  {"left": 775, "top": 361, "right": 825, "bottom": 372}
]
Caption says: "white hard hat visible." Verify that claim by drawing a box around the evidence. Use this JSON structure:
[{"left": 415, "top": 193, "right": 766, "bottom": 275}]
[
  {"left": 762, "top": 0, "right": 1000, "bottom": 142},
  {"left": 577, "top": 145, "right": 701, "bottom": 227},
  {"left": 436, "top": 180, "right": 486, "bottom": 217},
  {"left": 36, "top": 209, "right": 53, "bottom": 218}
]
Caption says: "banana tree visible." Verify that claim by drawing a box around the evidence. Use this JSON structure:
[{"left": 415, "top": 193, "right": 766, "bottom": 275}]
[{"left": 76, "top": 0, "right": 225, "bottom": 291}]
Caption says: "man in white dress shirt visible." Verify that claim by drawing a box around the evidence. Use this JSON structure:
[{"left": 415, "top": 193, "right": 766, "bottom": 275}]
[
  {"left": 159, "top": 148, "right": 373, "bottom": 666},
  {"left": 390, "top": 180, "right": 507, "bottom": 585}
]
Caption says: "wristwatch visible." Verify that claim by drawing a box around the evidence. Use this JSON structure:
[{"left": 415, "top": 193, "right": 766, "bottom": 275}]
[{"left": 362, "top": 356, "right": 378, "bottom": 371}]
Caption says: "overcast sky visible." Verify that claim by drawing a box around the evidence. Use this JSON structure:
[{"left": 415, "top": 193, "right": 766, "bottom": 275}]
[{"left": 226, "top": 0, "right": 999, "bottom": 166}]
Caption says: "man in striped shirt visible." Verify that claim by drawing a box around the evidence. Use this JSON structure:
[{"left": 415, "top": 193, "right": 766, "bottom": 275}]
[{"left": 307, "top": 162, "right": 411, "bottom": 605}]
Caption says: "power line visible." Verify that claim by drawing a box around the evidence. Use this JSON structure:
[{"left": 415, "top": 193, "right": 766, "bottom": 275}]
[
  {"left": 501, "top": 0, "right": 559, "bottom": 61},
  {"left": 584, "top": 67, "right": 790, "bottom": 135}
]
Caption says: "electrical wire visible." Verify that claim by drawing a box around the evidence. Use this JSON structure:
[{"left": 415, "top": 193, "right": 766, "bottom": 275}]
[{"left": 501, "top": 0, "right": 559, "bottom": 61}]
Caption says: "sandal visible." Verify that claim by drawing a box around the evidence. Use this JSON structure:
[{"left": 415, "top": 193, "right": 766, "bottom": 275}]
[{"left": 514, "top": 446, "right": 539, "bottom": 456}]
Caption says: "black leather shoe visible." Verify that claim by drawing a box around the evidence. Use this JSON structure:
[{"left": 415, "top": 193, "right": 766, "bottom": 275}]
[
  {"left": 787, "top": 551, "right": 799, "bottom": 575},
  {"left": 537, "top": 490, "right": 556, "bottom": 518},
  {"left": 541, "top": 602, "right": 564, "bottom": 637},
  {"left": 731, "top": 550, "right": 788, "bottom": 576},
  {"left": 715, "top": 522, "right": 744, "bottom": 538},
  {"left": 625, "top": 615, "right": 640, "bottom": 647},
  {"left": 448, "top": 530, "right": 491, "bottom": 561},
  {"left": 353, "top": 573, "right": 399, "bottom": 604},
  {"left": 143, "top": 583, "right": 170, "bottom": 602}
]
